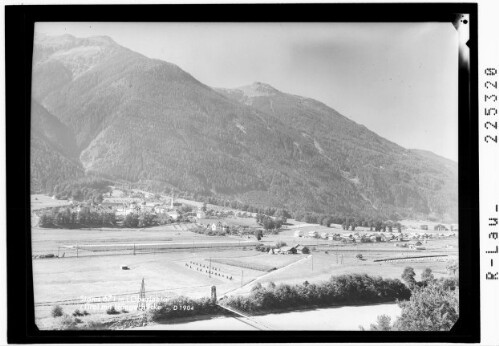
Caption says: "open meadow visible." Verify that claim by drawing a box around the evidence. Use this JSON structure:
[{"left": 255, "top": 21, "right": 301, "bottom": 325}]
[{"left": 33, "top": 248, "right": 297, "bottom": 329}]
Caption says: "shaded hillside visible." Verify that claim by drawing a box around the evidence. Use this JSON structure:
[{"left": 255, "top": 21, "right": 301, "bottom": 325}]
[
  {"left": 31, "top": 34, "right": 458, "bottom": 221},
  {"left": 217, "top": 83, "right": 458, "bottom": 221},
  {"left": 31, "top": 100, "right": 84, "bottom": 192}
]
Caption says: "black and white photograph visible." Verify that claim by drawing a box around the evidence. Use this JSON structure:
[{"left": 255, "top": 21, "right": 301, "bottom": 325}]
[
  {"left": 28, "top": 20, "right": 462, "bottom": 332},
  {"left": 30, "top": 22, "right": 459, "bottom": 331}
]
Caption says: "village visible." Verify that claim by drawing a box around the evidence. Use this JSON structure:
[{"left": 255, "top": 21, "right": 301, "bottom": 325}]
[{"left": 34, "top": 188, "right": 459, "bottom": 251}]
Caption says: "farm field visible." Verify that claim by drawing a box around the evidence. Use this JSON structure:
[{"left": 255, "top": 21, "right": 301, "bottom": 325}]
[
  {"left": 31, "top": 223, "right": 256, "bottom": 256},
  {"left": 228, "top": 239, "right": 458, "bottom": 297},
  {"left": 231, "top": 254, "right": 455, "bottom": 296},
  {"left": 33, "top": 249, "right": 288, "bottom": 328}
]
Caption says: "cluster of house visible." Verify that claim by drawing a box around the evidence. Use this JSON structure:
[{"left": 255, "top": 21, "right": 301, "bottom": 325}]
[
  {"left": 421, "top": 224, "right": 458, "bottom": 232},
  {"left": 203, "top": 221, "right": 230, "bottom": 232},
  {"left": 96, "top": 198, "right": 210, "bottom": 223},
  {"left": 294, "top": 229, "right": 457, "bottom": 243},
  {"left": 99, "top": 200, "right": 181, "bottom": 218},
  {"left": 198, "top": 209, "right": 245, "bottom": 219},
  {"left": 268, "top": 244, "right": 308, "bottom": 255}
]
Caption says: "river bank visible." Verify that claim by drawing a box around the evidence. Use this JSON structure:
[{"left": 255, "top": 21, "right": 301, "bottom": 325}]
[{"left": 135, "top": 303, "right": 401, "bottom": 330}]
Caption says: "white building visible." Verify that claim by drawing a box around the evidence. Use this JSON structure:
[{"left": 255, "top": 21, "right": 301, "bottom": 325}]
[
  {"left": 308, "top": 231, "right": 318, "bottom": 238},
  {"left": 196, "top": 210, "right": 206, "bottom": 219},
  {"left": 167, "top": 211, "right": 180, "bottom": 220}
]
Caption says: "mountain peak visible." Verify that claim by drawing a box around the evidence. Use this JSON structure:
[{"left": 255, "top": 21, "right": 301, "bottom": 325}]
[
  {"left": 237, "top": 81, "right": 280, "bottom": 97},
  {"left": 35, "top": 33, "right": 117, "bottom": 49},
  {"left": 83, "top": 35, "right": 117, "bottom": 46}
]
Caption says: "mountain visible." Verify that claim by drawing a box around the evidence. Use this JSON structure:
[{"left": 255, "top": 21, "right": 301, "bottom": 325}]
[
  {"left": 31, "top": 34, "right": 458, "bottom": 221},
  {"left": 217, "top": 83, "right": 458, "bottom": 220},
  {"left": 30, "top": 99, "right": 84, "bottom": 192}
]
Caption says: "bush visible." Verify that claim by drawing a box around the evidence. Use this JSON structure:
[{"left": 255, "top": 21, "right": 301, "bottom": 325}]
[
  {"left": 370, "top": 315, "right": 393, "bottom": 331},
  {"left": 275, "top": 241, "right": 287, "bottom": 248},
  {"left": 51, "top": 305, "right": 64, "bottom": 318},
  {"left": 72, "top": 309, "right": 84, "bottom": 317},
  {"left": 106, "top": 306, "right": 120, "bottom": 315},
  {"left": 401, "top": 267, "right": 417, "bottom": 288},
  {"left": 149, "top": 296, "right": 223, "bottom": 322},
  {"left": 420, "top": 268, "right": 435, "bottom": 284},
  {"left": 59, "top": 314, "right": 83, "bottom": 330},
  {"left": 58, "top": 314, "right": 79, "bottom": 330},
  {"left": 256, "top": 244, "right": 277, "bottom": 253},
  {"left": 251, "top": 283, "right": 263, "bottom": 292},
  {"left": 86, "top": 321, "right": 107, "bottom": 330},
  {"left": 301, "top": 246, "right": 310, "bottom": 254},
  {"left": 394, "top": 283, "right": 459, "bottom": 331},
  {"left": 438, "top": 276, "right": 459, "bottom": 291}
]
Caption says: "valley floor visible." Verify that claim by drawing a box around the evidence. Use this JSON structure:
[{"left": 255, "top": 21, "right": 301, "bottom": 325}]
[{"left": 31, "top": 195, "right": 458, "bottom": 330}]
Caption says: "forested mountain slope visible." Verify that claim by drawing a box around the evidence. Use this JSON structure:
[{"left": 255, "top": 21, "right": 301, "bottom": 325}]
[
  {"left": 217, "top": 83, "right": 458, "bottom": 221},
  {"left": 30, "top": 100, "right": 84, "bottom": 192},
  {"left": 31, "top": 34, "right": 458, "bottom": 221}
]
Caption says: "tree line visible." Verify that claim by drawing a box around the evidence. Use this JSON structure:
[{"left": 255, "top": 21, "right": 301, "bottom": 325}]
[
  {"left": 37, "top": 207, "right": 180, "bottom": 229},
  {"left": 38, "top": 206, "right": 117, "bottom": 228},
  {"left": 224, "top": 273, "right": 411, "bottom": 314}
]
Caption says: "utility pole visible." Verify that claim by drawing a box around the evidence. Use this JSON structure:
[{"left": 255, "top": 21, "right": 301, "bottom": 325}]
[
  {"left": 241, "top": 270, "right": 244, "bottom": 287},
  {"left": 137, "top": 278, "right": 146, "bottom": 311},
  {"left": 133, "top": 243, "right": 136, "bottom": 255}
]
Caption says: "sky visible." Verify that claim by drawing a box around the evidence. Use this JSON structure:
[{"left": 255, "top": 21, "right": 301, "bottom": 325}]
[{"left": 36, "top": 22, "right": 459, "bottom": 161}]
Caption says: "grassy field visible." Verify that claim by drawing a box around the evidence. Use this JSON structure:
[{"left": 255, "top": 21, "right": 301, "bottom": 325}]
[
  {"left": 33, "top": 249, "right": 269, "bottom": 328},
  {"left": 31, "top": 223, "right": 253, "bottom": 256},
  {"left": 229, "top": 245, "right": 457, "bottom": 296}
]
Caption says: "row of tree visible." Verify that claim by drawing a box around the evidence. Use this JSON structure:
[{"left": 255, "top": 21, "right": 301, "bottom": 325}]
[
  {"left": 293, "top": 212, "right": 404, "bottom": 231},
  {"left": 197, "top": 196, "right": 293, "bottom": 218},
  {"left": 37, "top": 207, "right": 179, "bottom": 228},
  {"left": 224, "top": 273, "right": 411, "bottom": 314},
  {"left": 38, "top": 207, "right": 116, "bottom": 228}
]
